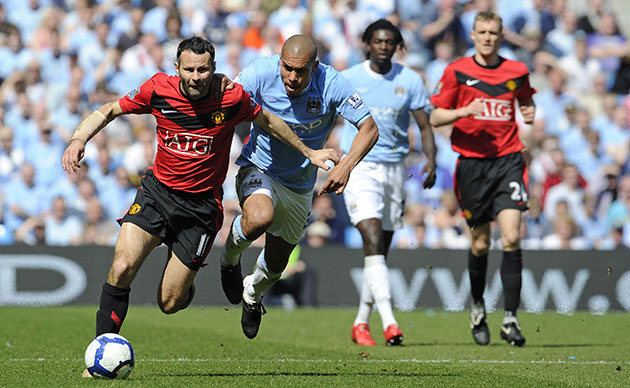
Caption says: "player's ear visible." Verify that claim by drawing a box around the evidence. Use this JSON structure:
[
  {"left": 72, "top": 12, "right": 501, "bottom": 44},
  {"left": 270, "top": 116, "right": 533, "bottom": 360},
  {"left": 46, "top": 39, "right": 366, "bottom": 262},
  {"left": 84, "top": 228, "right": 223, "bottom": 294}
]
[
  {"left": 312, "top": 60, "right": 319, "bottom": 72},
  {"left": 174, "top": 61, "right": 180, "bottom": 76}
]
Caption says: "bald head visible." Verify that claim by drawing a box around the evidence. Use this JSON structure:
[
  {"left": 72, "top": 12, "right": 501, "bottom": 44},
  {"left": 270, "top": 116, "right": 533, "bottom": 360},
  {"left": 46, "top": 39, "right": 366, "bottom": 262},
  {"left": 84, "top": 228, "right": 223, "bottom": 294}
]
[
  {"left": 281, "top": 34, "right": 317, "bottom": 63},
  {"left": 279, "top": 35, "right": 319, "bottom": 98}
]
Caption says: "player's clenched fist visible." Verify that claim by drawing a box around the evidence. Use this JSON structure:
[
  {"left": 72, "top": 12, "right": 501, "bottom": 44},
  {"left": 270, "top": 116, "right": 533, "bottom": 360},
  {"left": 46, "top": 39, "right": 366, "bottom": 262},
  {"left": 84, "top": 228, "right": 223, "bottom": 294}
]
[{"left": 520, "top": 104, "right": 536, "bottom": 124}]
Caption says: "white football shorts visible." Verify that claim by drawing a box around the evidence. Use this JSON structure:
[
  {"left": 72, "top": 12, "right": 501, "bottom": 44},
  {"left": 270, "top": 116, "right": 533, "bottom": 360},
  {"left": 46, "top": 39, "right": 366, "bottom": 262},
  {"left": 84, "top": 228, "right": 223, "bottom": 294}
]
[
  {"left": 235, "top": 166, "right": 311, "bottom": 244},
  {"left": 343, "top": 160, "right": 406, "bottom": 231}
]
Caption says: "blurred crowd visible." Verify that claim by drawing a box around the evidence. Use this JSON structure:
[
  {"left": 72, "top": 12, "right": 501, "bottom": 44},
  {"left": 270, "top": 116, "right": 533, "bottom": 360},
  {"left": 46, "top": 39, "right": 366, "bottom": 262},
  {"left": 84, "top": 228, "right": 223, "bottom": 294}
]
[{"left": 0, "top": 0, "right": 629, "bottom": 250}]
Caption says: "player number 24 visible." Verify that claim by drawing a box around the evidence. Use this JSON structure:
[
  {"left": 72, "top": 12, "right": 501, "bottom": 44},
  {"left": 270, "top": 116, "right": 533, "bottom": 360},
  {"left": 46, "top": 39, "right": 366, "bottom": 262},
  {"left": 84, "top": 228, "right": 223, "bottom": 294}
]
[{"left": 509, "top": 181, "right": 528, "bottom": 202}]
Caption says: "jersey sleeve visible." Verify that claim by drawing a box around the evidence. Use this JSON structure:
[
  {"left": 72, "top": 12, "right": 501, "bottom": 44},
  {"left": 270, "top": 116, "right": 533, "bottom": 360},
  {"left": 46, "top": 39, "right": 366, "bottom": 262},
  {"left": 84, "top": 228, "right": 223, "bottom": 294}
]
[
  {"left": 408, "top": 71, "right": 432, "bottom": 114},
  {"left": 430, "top": 64, "right": 459, "bottom": 109},
  {"left": 516, "top": 72, "right": 536, "bottom": 102},
  {"left": 235, "top": 58, "right": 261, "bottom": 102},
  {"left": 118, "top": 73, "right": 161, "bottom": 114},
  {"left": 328, "top": 70, "right": 371, "bottom": 127},
  {"left": 234, "top": 85, "right": 262, "bottom": 123}
]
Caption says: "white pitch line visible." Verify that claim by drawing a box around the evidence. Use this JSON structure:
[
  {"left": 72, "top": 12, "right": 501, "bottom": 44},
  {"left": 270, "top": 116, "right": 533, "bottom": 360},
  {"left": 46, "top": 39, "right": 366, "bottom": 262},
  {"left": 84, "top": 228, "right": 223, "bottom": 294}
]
[{"left": 7, "top": 358, "right": 628, "bottom": 365}]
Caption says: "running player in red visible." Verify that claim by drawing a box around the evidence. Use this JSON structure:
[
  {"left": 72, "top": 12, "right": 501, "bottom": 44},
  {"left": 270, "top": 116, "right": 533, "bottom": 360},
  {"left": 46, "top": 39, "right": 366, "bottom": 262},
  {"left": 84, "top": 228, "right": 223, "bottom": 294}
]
[
  {"left": 430, "top": 12, "right": 536, "bottom": 347},
  {"left": 62, "top": 37, "right": 337, "bottom": 374}
]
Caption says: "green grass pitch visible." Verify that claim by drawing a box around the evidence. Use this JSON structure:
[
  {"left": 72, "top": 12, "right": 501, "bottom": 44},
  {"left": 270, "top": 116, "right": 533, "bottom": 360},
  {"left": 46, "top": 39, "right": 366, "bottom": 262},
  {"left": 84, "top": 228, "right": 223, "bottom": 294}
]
[{"left": 1, "top": 306, "right": 627, "bottom": 387}]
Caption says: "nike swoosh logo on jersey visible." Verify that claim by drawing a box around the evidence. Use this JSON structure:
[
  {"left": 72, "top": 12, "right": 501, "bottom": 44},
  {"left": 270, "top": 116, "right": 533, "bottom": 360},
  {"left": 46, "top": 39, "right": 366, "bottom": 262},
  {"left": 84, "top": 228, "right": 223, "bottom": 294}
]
[
  {"left": 263, "top": 95, "right": 278, "bottom": 102},
  {"left": 455, "top": 71, "right": 529, "bottom": 96},
  {"left": 161, "top": 109, "right": 178, "bottom": 114}
]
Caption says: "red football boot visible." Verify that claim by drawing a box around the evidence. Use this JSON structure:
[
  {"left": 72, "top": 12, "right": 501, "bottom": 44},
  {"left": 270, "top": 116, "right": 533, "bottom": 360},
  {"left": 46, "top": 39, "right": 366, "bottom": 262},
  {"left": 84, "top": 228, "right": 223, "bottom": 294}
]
[
  {"left": 351, "top": 323, "right": 377, "bottom": 346},
  {"left": 383, "top": 324, "right": 403, "bottom": 346}
]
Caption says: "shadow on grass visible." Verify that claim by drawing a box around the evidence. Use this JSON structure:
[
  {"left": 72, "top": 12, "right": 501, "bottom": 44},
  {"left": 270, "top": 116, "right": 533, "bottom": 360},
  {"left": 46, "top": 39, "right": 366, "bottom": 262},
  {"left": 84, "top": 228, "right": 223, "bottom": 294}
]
[
  {"left": 422, "top": 342, "right": 611, "bottom": 348},
  {"left": 525, "top": 344, "right": 610, "bottom": 348},
  {"left": 409, "top": 342, "right": 508, "bottom": 347},
  {"left": 441, "top": 343, "right": 612, "bottom": 349},
  {"left": 154, "top": 371, "right": 460, "bottom": 377}
]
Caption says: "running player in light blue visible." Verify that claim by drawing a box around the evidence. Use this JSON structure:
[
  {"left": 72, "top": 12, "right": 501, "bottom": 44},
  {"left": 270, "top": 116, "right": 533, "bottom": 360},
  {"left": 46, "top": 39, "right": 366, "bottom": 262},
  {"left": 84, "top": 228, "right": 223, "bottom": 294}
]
[
  {"left": 341, "top": 19, "right": 437, "bottom": 346},
  {"left": 220, "top": 34, "right": 379, "bottom": 339}
]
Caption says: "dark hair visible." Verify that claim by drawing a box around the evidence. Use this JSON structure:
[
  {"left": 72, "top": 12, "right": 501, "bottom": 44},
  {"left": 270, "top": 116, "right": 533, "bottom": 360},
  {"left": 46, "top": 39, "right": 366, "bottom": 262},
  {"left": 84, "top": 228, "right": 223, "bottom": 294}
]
[
  {"left": 362, "top": 19, "right": 405, "bottom": 57},
  {"left": 176, "top": 36, "right": 215, "bottom": 63}
]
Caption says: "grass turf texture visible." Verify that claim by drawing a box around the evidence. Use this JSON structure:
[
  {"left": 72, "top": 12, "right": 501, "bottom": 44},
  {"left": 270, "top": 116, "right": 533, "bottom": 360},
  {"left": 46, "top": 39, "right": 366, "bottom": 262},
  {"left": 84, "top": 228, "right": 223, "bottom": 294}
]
[{"left": 1, "top": 306, "right": 627, "bottom": 387}]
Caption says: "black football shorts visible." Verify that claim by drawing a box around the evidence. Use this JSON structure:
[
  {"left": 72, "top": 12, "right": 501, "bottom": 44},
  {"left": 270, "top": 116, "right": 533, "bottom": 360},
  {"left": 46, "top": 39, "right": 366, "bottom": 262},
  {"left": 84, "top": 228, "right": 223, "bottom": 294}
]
[
  {"left": 119, "top": 169, "right": 223, "bottom": 270},
  {"left": 454, "top": 152, "right": 528, "bottom": 227}
]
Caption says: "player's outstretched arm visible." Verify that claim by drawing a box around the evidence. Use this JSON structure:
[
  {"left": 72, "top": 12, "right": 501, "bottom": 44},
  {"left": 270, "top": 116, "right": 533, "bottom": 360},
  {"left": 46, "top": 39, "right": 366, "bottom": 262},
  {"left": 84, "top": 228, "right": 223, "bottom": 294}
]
[
  {"left": 318, "top": 116, "right": 379, "bottom": 196},
  {"left": 412, "top": 109, "right": 437, "bottom": 189},
  {"left": 61, "top": 101, "right": 125, "bottom": 174},
  {"left": 253, "top": 109, "right": 340, "bottom": 169},
  {"left": 518, "top": 98, "right": 536, "bottom": 125},
  {"left": 430, "top": 98, "right": 484, "bottom": 127}
]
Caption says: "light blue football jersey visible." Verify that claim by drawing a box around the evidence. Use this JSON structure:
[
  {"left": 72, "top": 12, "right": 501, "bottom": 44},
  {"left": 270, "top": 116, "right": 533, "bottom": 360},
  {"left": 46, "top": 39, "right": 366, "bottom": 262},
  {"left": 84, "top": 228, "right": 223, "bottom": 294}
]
[
  {"left": 340, "top": 61, "right": 432, "bottom": 163},
  {"left": 235, "top": 54, "right": 371, "bottom": 193}
]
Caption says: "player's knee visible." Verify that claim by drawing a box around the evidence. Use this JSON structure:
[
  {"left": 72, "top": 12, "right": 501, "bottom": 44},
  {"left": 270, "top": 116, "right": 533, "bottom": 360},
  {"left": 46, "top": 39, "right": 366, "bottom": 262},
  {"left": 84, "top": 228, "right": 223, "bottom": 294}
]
[
  {"left": 501, "top": 230, "right": 520, "bottom": 250},
  {"left": 243, "top": 209, "right": 273, "bottom": 238},
  {"left": 109, "top": 259, "right": 137, "bottom": 285},
  {"left": 471, "top": 239, "right": 489, "bottom": 255},
  {"left": 470, "top": 235, "right": 490, "bottom": 256}
]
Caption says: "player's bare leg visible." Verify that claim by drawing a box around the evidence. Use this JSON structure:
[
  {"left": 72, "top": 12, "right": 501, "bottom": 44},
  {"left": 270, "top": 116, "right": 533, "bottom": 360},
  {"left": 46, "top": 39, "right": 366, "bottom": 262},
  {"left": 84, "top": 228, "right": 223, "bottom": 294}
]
[
  {"left": 497, "top": 209, "right": 526, "bottom": 346},
  {"left": 84, "top": 223, "right": 161, "bottom": 377},
  {"left": 157, "top": 248, "right": 198, "bottom": 313},
  {"left": 352, "top": 218, "right": 401, "bottom": 346},
  {"left": 97, "top": 223, "right": 161, "bottom": 335},
  {"left": 221, "top": 193, "right": 273, "bottom": 304},
  {"left": 469, "top": 222, "right": 491, "bottom": 345},
  {"left": 107, "top": 223, "right": 163, "bottom": 287}
]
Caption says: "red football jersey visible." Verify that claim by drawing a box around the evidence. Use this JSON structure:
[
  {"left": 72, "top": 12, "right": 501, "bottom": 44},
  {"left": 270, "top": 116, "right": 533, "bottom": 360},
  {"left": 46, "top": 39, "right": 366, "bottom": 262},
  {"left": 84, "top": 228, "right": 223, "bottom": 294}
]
[
  {"left": 119, "top": 73, "right": 261, "bottom": 193},
  {"left": 431, "top": 56, "right": 536, "bottom": 158}
]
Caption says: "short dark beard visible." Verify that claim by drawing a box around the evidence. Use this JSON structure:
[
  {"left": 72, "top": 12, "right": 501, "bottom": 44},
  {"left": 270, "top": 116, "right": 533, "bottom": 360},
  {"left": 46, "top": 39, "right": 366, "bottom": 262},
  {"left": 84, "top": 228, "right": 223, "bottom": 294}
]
[{"left": 179, "top": 81, "right": 206, "bottom": 100}]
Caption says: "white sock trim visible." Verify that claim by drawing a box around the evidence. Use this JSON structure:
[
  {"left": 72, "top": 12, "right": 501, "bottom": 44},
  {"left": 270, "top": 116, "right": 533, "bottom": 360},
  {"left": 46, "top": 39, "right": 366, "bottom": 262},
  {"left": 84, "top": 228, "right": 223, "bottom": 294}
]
[
  {"left": 503, "top": 315, "right": 519, "bottom": 325},
  {"left": 364, "top": 254, "right": 386, "bottom": 267},
  {"left": 249, "top": 250, "right": 282, "bottom": 300}
]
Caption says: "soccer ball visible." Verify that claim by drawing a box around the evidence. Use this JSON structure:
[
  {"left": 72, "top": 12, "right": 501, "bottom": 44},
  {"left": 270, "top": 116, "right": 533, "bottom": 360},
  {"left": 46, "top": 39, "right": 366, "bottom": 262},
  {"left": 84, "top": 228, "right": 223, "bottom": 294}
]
[{"left": 84, "top": 333, "right": 135, "bottom": 379}]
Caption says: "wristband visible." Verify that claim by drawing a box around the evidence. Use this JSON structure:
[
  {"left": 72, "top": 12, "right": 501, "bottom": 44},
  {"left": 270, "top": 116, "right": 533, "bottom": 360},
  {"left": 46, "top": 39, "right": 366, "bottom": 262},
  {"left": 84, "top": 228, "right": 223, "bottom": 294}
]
[{"left": 69, "top": 110, "right": 108, "bottom": 144}]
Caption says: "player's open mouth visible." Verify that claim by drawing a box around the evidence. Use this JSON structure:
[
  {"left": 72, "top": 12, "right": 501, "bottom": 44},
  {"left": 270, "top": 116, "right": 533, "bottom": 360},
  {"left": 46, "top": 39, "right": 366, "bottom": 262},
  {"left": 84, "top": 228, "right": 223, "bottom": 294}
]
[{"left": 285, "top": 85, "right": 297, "bottom": 92}]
